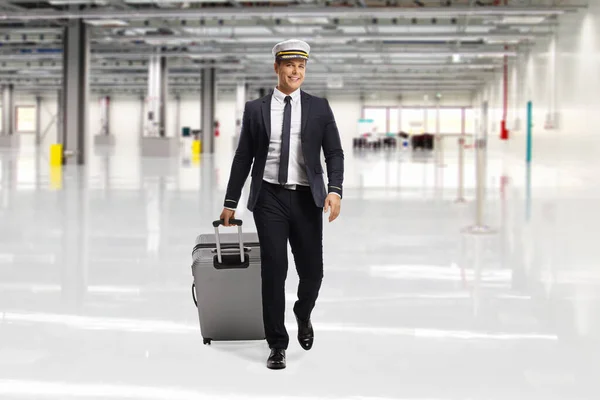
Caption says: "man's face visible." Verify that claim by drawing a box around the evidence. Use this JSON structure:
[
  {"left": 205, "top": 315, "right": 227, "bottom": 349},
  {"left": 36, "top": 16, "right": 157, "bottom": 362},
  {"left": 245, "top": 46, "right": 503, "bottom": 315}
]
[{"left": 274, "top": 58, "right": 306, "bottom": 94}]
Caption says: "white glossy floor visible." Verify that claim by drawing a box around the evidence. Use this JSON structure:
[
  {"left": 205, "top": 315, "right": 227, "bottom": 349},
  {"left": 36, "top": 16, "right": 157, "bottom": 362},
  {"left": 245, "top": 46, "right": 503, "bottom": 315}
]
[{"left": 0, "top": 134, "right": 599, "bottom": 400}]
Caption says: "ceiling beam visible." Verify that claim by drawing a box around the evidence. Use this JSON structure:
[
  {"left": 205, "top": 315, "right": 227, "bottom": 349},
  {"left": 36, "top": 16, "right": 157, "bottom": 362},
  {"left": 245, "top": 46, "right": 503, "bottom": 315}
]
[
  {"left": 88, "top": 47, "right": 519, "bottom": 58},
  {"left": 95, "top": 31, "right": 546, "bottom": 43},
  {"left": 0, "top": 5, "right": 578, "bottom": 22}
]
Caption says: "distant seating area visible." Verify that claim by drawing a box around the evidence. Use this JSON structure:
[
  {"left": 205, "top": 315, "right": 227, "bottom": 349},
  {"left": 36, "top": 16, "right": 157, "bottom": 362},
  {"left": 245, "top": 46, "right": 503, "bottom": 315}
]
[{"left": 352, "top": 131, "right": 434, "bottom": 151}]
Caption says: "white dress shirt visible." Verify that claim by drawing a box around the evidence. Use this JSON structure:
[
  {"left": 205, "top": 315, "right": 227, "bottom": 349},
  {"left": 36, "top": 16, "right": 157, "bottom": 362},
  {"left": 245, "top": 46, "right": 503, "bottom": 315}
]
[{"left": 263, "top": 87, "right": 309, "bottom": 187}]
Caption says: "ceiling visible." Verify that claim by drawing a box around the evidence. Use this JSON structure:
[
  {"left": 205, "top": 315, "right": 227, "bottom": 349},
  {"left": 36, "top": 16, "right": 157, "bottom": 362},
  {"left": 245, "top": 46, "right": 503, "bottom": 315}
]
[{"left": 0, "top": 0, "right": 587, "bottom": 97}]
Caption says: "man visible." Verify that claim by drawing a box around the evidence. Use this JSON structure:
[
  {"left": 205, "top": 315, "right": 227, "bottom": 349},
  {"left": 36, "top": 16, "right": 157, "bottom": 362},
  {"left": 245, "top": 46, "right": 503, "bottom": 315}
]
[{"left": 219, "top": 39, "right": 344, "bottom": 370}]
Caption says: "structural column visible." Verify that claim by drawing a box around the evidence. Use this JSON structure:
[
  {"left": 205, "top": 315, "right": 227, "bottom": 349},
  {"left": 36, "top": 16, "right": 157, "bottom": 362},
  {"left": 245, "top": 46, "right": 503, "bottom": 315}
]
[
  {"left": 35, "top": 95, "right": 42, "bottom": 146},
  {"left": 234, "top": 80, "right": 246, "bottom": 149},
  {"left": 145, "top": 53, "right": 168, "bottom": 137},
  {"left": 201, "top": 67, "right": 216, "bottom": 154},
  {"left": 61, "top": 19, "right": 90, "bottom": 165},
  {"left": 159, "top": 56, "right": 168, "bottom": 137},
  {"left": 140, "top": 53, "right": 177, "bottom": 157},
  {"left": 175, "top": 94, "right": 181, "bottom": 137},
  {"left": 100, "top": 96, "right": 110, "bottom": 136},
  {"left": 139, "top": 95, "right": 145, "bottom": 140},
  {"left": 94, "top": 95, "right": 116, "bottom": 146},
  {"left": 0, "top": 84, "right": 17, "bottom": 148},
  {"left": 3, "top": 84, "right": 14, "bottom": 135},
  {"left": 546, "top": 34, "right": 558, "bottom": 130},
  {"left": 57, "top": 89, "right": 63, "bottom": 142}
]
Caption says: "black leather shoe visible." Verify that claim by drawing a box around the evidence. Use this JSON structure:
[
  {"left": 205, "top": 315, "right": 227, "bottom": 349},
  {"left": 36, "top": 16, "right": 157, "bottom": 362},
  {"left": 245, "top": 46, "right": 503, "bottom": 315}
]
[
  {"left": 267, "top": 348, "right": 286, "bottom": 370},
  {"left": 296, "top": 315, "right": 314, "bottom": 350}
]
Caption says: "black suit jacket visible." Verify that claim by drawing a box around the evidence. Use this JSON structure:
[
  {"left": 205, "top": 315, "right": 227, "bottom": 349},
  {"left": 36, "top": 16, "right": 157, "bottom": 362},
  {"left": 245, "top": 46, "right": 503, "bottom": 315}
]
[{"left": 223, "top": 90, "right": 344, "bottom": 212}]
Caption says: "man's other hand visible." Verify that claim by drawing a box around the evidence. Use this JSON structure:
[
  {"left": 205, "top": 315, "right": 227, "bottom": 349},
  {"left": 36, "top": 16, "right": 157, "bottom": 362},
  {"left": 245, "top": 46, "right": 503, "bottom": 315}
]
[
  {"left": 323, "top": 194, "right": 341, "bottom": 223},
  {"left": 220, "top": 208, "right": 236, "bottom": 226}
]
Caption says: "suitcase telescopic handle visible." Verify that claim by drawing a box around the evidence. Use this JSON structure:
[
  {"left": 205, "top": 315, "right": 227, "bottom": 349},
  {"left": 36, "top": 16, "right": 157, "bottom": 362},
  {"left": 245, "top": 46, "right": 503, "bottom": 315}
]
[
  {"left": 213, "top": 219, "right": 243, "bottom": 227},
  {"left": 212, "top": 219, "right": 244, "bottom": 264}
]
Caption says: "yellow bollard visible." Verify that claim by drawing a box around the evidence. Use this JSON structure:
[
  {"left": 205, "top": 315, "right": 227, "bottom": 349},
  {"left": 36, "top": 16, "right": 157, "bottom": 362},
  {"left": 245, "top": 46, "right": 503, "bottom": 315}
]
[
  {"left": 192, "top": 139, "right": 201, "bottom": 155},
  {"left": 191, "top": 153, "right": 200, "bottom": 165},
  {"left": 50, "top": 144, "right": 63, "bottom": 167},
  {"left": 49, "top": 166, "right": 63, "bottom": 190}
]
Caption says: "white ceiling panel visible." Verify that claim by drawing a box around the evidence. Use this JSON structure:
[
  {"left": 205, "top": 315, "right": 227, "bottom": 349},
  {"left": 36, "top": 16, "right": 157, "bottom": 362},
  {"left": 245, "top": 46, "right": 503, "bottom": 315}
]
[
  {"left": 184, "top": 26, "right": 273, "bottom": 36},
  {"left": 273, "top": 26, "right": 320, "bottom": 35},
  {"left": 339, "top": 26, "right": 368, "bottom": 34},
  {"left": 464, "top": 26, "right": 495, "bottom": 33},
  {"left": 231, "top": 26, "right": 276, "bottom": 35},
  {"left": 0, "top": 2, "right": 580, "bottom": 94},
  {"left": 373, "top": 26, "right": 449, "bottom": 34},
  {"left": 287, "top": 16, "right": 329, "bottom": 24}
]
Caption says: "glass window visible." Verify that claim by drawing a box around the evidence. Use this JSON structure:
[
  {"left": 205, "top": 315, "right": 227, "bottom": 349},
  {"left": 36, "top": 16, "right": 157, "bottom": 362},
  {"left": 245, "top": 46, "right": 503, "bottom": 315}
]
[
  {"left": 16, "top": 106, "right": 35, "bottom": 132},
  {"left": 363, "top": 107, "right": 387, "bottom": 134},
  {"left": 438, "top": 109, "right": 463, "bottom": 134},
  {"left": 465, "top": 108, "right": 476, "bottom": 134},
  {"left": 401, "top": 108, "right": 425, "bottom": 135},
  {"left": 388, "top": 108, "right": 399, "bottom": 134},
  {"left": 425, "top": 108, "right": 437, "bottom": 133}
]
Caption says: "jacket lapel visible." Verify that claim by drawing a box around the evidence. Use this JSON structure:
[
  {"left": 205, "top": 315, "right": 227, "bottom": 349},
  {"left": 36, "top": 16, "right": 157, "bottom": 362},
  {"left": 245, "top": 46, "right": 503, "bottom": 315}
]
[
  {"left": 261, "top": 92, "right": 272, "bottom": 140},
  {"left": 300, "top": 90, "right": 310, "bottom": 140}
]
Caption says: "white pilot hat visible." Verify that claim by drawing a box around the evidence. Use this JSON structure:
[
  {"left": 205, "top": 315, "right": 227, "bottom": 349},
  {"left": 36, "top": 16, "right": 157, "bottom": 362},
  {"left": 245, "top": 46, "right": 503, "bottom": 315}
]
[{"left": 272, "top": 39, "right": 310, "bottom": 61}]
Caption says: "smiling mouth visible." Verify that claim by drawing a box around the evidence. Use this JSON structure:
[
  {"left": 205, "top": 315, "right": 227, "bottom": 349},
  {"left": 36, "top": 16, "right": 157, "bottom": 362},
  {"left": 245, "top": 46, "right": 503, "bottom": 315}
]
[{"left": 289, "top": 77, "right": 301, "bottom": 81}]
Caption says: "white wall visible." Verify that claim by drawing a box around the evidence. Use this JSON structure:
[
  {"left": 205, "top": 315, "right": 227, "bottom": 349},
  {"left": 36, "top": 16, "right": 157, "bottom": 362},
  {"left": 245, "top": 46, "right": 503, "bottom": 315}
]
[
  {"left": 12, "top": 93, "right": 59, "bottom": 149},
  {"left": 326, "top": 95, "right": 363, "bottom": 154},
  {"left": 476, "top": 4, "right": 600, "bottom": 163},
  {"left": 475, "top": 4, "right": 600, "bottom": 169},
  {"left": 476, "top": 3, "right": 600, "bottom": 304}
]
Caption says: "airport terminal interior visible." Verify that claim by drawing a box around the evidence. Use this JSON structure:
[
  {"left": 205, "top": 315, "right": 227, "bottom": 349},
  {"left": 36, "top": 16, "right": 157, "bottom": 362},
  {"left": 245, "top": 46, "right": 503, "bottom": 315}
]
[{"left": 0, "top": 0, "right": 599, "bottom": 398}]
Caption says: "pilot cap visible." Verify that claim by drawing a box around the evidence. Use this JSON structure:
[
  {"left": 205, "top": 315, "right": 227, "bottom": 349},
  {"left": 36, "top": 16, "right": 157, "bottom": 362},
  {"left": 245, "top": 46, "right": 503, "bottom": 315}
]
[{"left": 272, "top": 39, "right": 310, "bottom": 61}]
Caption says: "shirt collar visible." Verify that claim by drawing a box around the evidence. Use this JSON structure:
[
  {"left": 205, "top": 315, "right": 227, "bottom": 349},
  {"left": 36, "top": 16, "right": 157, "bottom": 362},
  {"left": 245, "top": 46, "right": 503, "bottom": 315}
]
[{"left": 273, "top": 87, "right": 301, "bottom": 104}]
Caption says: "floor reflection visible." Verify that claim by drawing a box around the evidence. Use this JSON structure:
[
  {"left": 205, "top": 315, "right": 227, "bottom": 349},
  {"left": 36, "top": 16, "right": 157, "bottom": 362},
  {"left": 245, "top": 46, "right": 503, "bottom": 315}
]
[{"left": 0, "top": 138, "right": 598, "bottom": 399}]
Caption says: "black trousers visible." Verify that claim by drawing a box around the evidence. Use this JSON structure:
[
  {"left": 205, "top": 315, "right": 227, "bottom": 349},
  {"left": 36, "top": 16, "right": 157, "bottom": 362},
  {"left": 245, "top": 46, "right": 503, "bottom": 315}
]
[{"left": 252, "top": 181, "right": 323, "bottom": 350}]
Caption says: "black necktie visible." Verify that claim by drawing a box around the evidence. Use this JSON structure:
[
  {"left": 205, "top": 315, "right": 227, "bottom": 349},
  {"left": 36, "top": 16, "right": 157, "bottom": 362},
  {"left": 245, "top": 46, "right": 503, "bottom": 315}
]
[{"left": 278, "top": 95, "right": 292, "bottom": 185}]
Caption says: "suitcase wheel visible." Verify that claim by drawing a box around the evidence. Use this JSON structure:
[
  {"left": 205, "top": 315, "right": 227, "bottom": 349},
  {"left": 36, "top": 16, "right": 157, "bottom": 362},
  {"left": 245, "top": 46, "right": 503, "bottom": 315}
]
[{"left": 203, "top": 338, "right": 212, "bottom": 345}]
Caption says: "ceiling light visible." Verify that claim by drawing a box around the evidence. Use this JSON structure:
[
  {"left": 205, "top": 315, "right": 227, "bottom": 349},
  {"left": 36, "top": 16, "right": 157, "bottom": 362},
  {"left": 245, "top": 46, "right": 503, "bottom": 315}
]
[
  {"left": 485, "top": 39, "right": 521, "bottom": 44},
  {"left": 85, "top": 19, "right": 129, "bottom": 26},
  {"left": 287, "top": 16, "right": 330, "bottom": 24},
  {"left": 18, "top": 69, "right": 52, "bottom": 75},
  {"left": 498, "top": 16, "right": 546, "bottom": 24}
]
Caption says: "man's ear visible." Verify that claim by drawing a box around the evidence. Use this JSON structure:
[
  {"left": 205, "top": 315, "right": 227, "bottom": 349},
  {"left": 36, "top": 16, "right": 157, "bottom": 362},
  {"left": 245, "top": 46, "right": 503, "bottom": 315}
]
[{"left": 274, "top": 62, "right": 278, "bottom": 74}]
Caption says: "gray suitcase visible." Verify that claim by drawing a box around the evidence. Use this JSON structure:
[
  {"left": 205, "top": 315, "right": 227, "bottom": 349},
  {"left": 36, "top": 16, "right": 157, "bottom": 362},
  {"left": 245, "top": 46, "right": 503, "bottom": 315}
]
[{"left": 191, "top": 219, "right": 265, "bottom": 345}]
